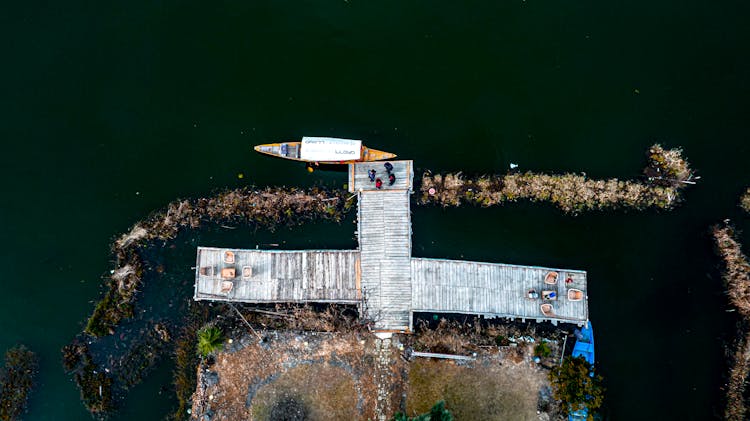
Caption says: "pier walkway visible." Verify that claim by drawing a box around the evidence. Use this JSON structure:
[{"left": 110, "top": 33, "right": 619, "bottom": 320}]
[
  {"left": 352, "top": 161, "right": 413, "bottom": 331},
  {"left": 194, "top": 160, "right": 589, "bottom": 332}
]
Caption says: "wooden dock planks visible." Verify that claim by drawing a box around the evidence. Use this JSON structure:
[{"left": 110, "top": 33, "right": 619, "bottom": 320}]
[
  {"left": 357, "top": 183, "right": 413, "bottom": 331},
  {"left": 348, "top": 160, "right": 413, "bottom": 192},
  {"left": 193, "top": 248, "right": 360, "bottom": 304},
  {"left": 410, "top": 258, "right": 588, "bottom": 324}
]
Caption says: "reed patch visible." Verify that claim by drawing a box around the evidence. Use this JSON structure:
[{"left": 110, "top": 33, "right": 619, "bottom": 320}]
[{"left": 419, "top": 144, "right": 695, "bottom": 214}]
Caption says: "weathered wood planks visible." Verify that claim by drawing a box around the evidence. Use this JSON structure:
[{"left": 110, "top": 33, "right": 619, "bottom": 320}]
[
  {"left": 348, "top": 160, "right": 413, "bottom": 192},
  {"left": 194, "top": 247, "right": 360, "bottom": 303},
  {"left": 410, "top": 258, "right": 588, "bottom": 324}
]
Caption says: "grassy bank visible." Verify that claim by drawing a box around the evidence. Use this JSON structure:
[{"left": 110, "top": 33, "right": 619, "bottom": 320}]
[{"left": 419, "top": 144, "right": 694, "bottom": 214}]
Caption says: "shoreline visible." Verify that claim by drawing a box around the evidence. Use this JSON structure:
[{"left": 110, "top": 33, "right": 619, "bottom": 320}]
[{"left": 190, "top": 317, "right": 568, "bottom": 421}]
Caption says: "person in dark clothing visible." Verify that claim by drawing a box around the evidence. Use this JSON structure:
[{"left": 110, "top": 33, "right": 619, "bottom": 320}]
[
  {"left": 388, "top": 173, "right": 396, "bottom": 185},
  {"left": 375, "top": 178, "right": 383, "bottom": 189},
  {"left": 368, "top": 169, "right": 376, "bottom": 182},
  {"left": 384, "top": 162, "right": 394, "bottom": 173}
]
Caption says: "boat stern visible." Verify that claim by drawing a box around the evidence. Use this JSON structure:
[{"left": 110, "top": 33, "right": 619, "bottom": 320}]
[
  {"left": 254, "top": 143, "right": 277, "bottom": 154},
  {"left": 254, "top": 142, "right": 302, "bottom": 160}
]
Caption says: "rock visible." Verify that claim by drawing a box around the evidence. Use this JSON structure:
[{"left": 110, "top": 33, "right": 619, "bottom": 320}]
[{"left": 204, "top": 371, "right": 219, "bottom": 386}]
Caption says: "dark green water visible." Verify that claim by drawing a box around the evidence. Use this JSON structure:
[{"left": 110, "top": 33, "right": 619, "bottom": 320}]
[{"left": 2, "top": 1, "right": 749, "bottom": 419}]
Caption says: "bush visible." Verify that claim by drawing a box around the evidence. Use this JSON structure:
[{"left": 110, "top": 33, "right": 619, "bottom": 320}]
[
  {"left": 495, "top": 335, "right": 510, "bottom": 346},
  {"left": 196, "top": 326, "right": 224, "bottom": 358},
  {"left": 740, "top": 188, "right": 750, "bottom": 213},
  {"left": 534, "top": 342, "right": 552, "bottom": 358},
  {"left": 391, "top": 400, "right": 453, "bottom": 421},
  {"left": 549, "top": 356, "right": 604, "bottom": 416}
]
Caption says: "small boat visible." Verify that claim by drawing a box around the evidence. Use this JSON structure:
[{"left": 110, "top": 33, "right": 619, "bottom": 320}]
[
  {"left": 568, "top": 322, "right": 595, "bottom": 421},
  {"left": 572, "top": 322, "right": 594, "bottom": 365},
  {"left": 254, "top": 137, "right": 396, "bottom": 164}
]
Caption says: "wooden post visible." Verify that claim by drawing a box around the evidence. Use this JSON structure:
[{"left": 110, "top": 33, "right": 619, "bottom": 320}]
[{"left": 559, "top": 334, "right": 568, "bottom": 366}]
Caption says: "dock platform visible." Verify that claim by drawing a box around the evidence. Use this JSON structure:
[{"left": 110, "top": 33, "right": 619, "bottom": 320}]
[
  {"left": 411, "top": 258, "right": 587, "bottom": 324},
  {"left": 348, "top": 160, "right": 413, "bottom": 192},
  {"left": 194, "top": 159, "right": 589, "bottom": 332}
]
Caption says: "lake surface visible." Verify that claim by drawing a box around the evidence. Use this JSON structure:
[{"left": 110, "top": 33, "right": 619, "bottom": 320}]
[{"left": 1, "top": 1, "right": 748, "bottom": 419}]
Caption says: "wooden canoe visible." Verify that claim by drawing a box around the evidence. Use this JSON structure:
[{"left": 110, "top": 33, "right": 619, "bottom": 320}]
[{"left": 254, "top": 137, "right": 396, "bottom": 164}]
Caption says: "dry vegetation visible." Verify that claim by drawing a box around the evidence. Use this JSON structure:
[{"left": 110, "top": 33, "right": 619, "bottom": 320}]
[
  {"left": 714, "top": 223, "right": 750, "bottom": 318},
  {"left": 713, "top": 222, "right": 750, "bottom": 421},
  {"left": 642, "top": 144, "right": 694, "bottom": 186},
  {"left": 419, "top": 144, "right": 694, "bottom": 214},
  {"left": 740, "top": 188, "right": 750, "bottom": 213},
  {"left": 412, "top": 318, "right": 563, "bottom": 362},
  {"left": 725, "top": 333, "right": 750, "bottom": 421},
  {"left": 237, "top": 304, "right": 367, "bottom": 333}
]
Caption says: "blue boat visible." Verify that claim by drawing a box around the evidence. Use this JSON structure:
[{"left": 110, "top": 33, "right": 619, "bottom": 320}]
[
  {"left": 568, "top": 322, "right": 595, "bottom": 421},
  {"left": 572, "top": 322, "right": 595, "bottom": 365}
]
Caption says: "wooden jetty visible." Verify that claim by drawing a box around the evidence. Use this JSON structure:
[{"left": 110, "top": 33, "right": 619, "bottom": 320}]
[
  {"left": 354, "top": 161, "right": 413, "bottom": 331},
  {"left": 194, "top": 160, "right": 589, "bottom": 333}
]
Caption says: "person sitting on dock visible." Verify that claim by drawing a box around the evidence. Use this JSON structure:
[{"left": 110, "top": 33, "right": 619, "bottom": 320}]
[
  {"left": 375, "top": 178, "right": 383, "bottom": 189},
  {"left": 368, "top": 169, "right": 376, "bottom": 182},
  {"left": 388, "top": 173, "right": 396, "bottom": 186},
  {"left": 384, "top": 162, "right": 394, "bottom": 173}
]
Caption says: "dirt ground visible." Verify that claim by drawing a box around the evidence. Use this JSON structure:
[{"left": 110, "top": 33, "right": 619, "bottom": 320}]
[
  {"left": 404, "top": 348, "right": 551, "bottom": 421},
  {"left": 192, "top": 331, "right": 557, "bottom": 421},
  {"left": 192, "top": 330, "right": 403, "bottom": 421}
]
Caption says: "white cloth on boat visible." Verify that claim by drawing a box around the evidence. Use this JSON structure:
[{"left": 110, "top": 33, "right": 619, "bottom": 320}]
[{"left": 300, "top": 137, "right": 362, "bottom": 161}]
